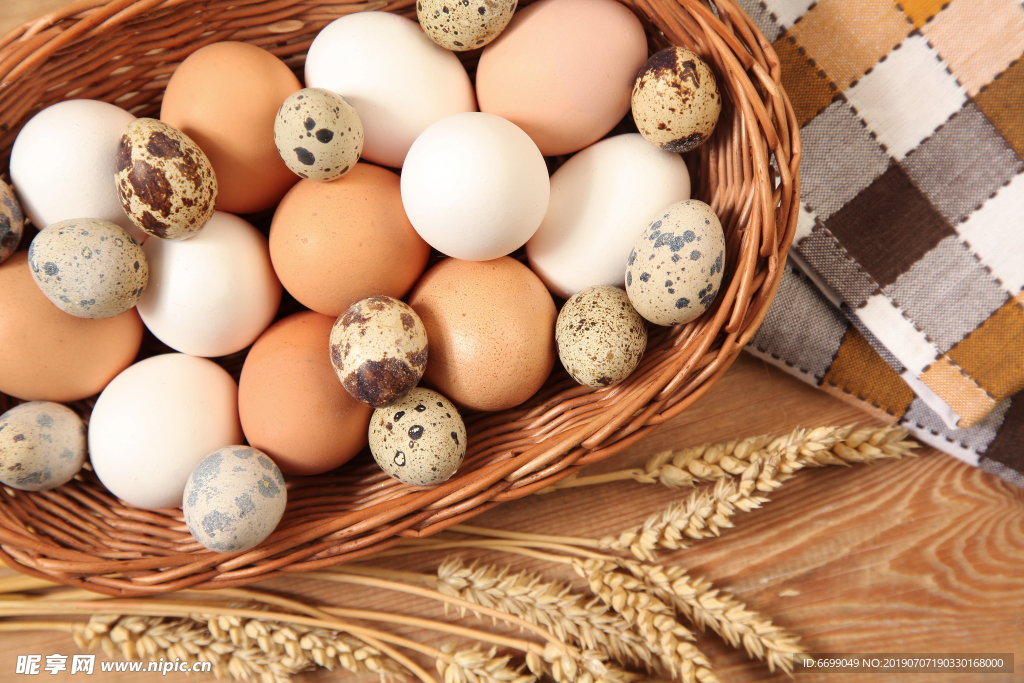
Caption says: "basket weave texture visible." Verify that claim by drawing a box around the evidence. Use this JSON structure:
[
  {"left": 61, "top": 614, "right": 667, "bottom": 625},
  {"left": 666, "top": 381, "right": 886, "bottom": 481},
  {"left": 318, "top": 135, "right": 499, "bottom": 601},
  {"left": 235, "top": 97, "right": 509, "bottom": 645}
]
[{"left": 0, "top": 0, "right": 799, "bottom": 597}]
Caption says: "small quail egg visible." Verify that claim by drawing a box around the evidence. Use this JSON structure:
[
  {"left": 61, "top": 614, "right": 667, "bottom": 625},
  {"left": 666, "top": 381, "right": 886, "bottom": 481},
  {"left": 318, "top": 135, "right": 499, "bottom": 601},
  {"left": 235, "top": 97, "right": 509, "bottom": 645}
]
[
  {"left": 626, "top": 200, "right": 725, "bottom": 326},
  {"left": 0, "top": 179, "right": 23, "bottom": 264},
  {"left": 417, "top": 0, "right": 518, "bottom": 51},
  {"left": 115, "top": 117, "right": 218, "bottom": 240},
  {"left": 28, "top": 218, "right": 148, "bottom": 319},
  {"left": 330, "top": 295, "right": 429, "bottom": 408},
  {"left": 0, "top": 401, "right": 86, "bottom": 491},
  {"left": 556, "top": 285, "right": 647, "bottom": 388},
  {"left": 369, "top": 387, "right": 466, "bottom": 486},
  {"left": 632, "top": 47, "right": 722, "bottom": 153},
  {"left": 183, "top": 446, "right": 287, "bottom": 553},
  {"left": 275, "top": 88, "right": 363, "bottom": 182}
]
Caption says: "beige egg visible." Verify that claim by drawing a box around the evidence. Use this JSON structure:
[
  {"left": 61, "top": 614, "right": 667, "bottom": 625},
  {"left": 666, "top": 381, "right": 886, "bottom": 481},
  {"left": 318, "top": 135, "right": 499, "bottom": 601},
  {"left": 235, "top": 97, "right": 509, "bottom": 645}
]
[
  {"left": 556, "top": 285, "right": 647, "bottom": 388},
  {"left": 369, "top": 387, "right": 466, "bottom": 486},
  {"left": 183, "top": 446, "right": 287, "bottom": 553},
  {"left": 418, "top": 0, "right": 518, "bottom": 51},
  {"left": 632, "top": 47, "right": 722, "bottom": 153},
  {"left": 0, "top": 401, "right": 86, "bottom": 491},
  {"left": 625, "top": 200, "right": 725, "bottom": 326},
  {"left": 274, "top": 88, "right": 363, "bottom": 182},
  {"left": 0, "top": 179, "right": 23, "bottom": 264},
  {"left": 330, "top": 295, "right": 429, "bottom": 408},
  {"left": 115, "top": 118, "right": 218, "bottom": 240},
  {"left": 28, "top": 218, "right": 148, "bottom": 319}
]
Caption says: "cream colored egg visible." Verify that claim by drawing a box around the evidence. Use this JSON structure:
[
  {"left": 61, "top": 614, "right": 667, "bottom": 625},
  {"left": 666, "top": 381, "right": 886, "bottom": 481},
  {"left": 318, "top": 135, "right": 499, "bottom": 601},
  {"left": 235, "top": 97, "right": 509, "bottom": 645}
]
[
  {"left": 0, "top": 401, "right": 86, "bottom": 491},
  {"left": 275, "top": 88, "right": 363, "bottom": 182},
  {"left": 115, "top": 118, "right": 218, "bottom": 240},
  {"left": 183, "top": 446, "right": 287, "bottom": 553},
  {"left": 626, "top": 200, "right": 725, "bottom": 326},
  {"left": 632, "top": 47, "right": 721, "bottom": 153},
  {"left": 369, "top": 387, "right": 466, "bottom": 486},
  {"left": 418, "top": 0, "right": 518, "bottom": 51},
  {"left": 0, "top": 180, "right": 23, "bottom": 264},
  {"left": 28, "top": 218, "right": 148, "bottom": 319},
  {"left": 330, "top": 295, "right": 428, "bottom": 408},
  {"left": 556, "top": 285, "right": 647, "bottom": 387}
]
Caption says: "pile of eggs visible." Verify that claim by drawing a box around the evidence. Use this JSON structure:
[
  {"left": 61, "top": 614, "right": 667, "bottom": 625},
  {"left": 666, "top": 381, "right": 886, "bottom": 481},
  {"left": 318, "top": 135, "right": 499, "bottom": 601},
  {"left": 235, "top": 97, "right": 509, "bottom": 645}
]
[{"left": 0, "top": 0, "right": 725, "bottom": 554}]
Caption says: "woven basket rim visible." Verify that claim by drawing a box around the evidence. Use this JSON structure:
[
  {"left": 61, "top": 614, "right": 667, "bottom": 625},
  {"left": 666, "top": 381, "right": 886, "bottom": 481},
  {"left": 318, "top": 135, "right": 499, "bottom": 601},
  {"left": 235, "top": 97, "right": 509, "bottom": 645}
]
[{"left": 0, "top": 0, "right": 800, "bottom": 597}]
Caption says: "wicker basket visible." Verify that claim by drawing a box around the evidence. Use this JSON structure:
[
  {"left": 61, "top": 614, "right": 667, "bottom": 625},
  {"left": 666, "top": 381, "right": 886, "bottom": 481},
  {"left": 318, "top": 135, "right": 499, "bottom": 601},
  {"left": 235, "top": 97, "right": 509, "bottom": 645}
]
[{"left": 0, "top": 0, "right": 798, "bottom": 597}]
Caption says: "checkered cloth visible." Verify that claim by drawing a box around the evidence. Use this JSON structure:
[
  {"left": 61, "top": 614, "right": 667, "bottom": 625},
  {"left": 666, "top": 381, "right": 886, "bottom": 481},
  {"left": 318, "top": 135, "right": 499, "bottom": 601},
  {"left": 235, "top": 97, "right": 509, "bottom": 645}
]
[{"left": 736, "top": 0, "right": 1024, "bottom": 487}]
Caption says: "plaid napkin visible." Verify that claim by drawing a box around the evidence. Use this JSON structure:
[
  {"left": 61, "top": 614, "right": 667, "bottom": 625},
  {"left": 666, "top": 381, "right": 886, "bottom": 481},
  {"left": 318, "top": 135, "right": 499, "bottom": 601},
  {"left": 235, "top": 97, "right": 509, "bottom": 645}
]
[{"left": 735, "top": 0, "right": 1024, "bottom": 487}]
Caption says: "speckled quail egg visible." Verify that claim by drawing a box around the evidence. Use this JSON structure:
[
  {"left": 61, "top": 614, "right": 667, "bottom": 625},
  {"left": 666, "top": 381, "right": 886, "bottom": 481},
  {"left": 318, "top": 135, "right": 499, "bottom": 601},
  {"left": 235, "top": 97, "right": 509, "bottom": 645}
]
[
  {"left": 183, "top": 446, "right": 287, "bottom": 553},
  {"left": 275, "top": 88, "right": 363, "bottom": 182},
  {"left": 369, "top": 387, "right": 466, "bottom": 486},
  {"left": 626, "top": 200, "right": 725, "bottom": 326},
  {"left": 28, "top": 218, "right": 148, "bottom": 319},
  {"left": 0, "top": 401, "right": 86, "bottom": 491},
  {"left": 632, "top": 47, "right": 721, "bottom": 153},
  {"left": 417, "top": 0, "right": 518, "bottom": 51},
  {"left": 330, "top": 295, "right": 429, "bottom": 408},
  {"left": 115, "top": 117, "right": 218, "bottom": 240},
  {"left": 0, "top": 179, "right": 23, "bottom": 264},
  {"left": 556, "top": 285, "right": 647, "bottom": 388}
]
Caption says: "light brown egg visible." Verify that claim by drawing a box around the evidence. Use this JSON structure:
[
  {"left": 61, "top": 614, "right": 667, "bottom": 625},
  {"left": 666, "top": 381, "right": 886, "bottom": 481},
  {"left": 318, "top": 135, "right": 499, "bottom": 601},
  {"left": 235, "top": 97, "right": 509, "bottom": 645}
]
[
  {"left": 160, "top": 41, "right": 301, "bottom": 215},
  {"left": 269, "top": 162, "right": 431, "bottom": 317},
  {"left": 408, "top": 256, "right": 556, "bottom": 412},
  {"left": 475, "top": 0, "right": 648, "bottom": 156},
  {"left": 238, "top": 310, "right": 373, "bottom": 476},
  {"left": 632, "top": 47, "right": 722, "bottom": 153},
  {"left": 0, "top": 252, "right": 143, "bottom": 402}
]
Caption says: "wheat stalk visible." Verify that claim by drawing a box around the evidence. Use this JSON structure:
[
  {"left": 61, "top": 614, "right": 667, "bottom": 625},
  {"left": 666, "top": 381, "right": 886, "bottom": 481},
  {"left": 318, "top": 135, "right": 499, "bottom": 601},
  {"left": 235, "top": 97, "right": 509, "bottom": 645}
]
[
  {"left": 620, "top": 561, "right": 806, "bottom": 675},
  {"left": 572, "top": 558, "right": 717, "bottom": 683},
  {"left": 437, "top": 556, "right": 656, "bottom": 672},
  {"left": 72, "top": 607, "right": 408, "bottom": 683}
]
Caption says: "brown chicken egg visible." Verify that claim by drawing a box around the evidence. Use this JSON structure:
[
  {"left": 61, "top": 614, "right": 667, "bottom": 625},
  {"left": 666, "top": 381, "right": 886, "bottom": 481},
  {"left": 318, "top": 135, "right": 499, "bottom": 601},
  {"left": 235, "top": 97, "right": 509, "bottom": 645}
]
[
  {"left": 0, "top": 252, "right": 143, "bottom": 402},
  {"left": 408, "top": 256, "right": 556, "bottom": 412},
  {"left": 238, "top": 310, "right": 373, "bottom": 476},
  {"left": 160, "top": 41, "right": 301, "bottom": 215},
  {"left": 269, "top": 162, "right": 431, "bottom": 317}
]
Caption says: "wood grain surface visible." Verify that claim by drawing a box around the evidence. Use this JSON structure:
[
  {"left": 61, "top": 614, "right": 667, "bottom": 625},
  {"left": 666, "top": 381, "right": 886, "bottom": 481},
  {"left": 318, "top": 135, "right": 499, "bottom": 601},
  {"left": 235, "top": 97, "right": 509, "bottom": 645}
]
[
  {"left": 0, "top": 3, "right": 1022, "bottom": 683},
  {"left": 2, "top": 353, "right": 1021, "bottom": 683}
]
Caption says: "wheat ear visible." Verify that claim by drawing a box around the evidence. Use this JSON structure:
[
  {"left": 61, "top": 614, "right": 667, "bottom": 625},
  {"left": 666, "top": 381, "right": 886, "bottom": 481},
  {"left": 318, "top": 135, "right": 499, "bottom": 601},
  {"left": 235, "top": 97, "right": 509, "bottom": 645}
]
[
  {"left": 621, "top": 561, "right": 806, "bottom": 675},
  {"left": 437, "top": 556, "right": 656, "bottom": 672},
  {"left": 573, "top": 559, "right": 718, "bottom": 683},
  {"left": 73, "top": 608, "right": 408, "bottom": 683},
  {"left": 603, "top": 427, "right": 918, "bottom": 559}
]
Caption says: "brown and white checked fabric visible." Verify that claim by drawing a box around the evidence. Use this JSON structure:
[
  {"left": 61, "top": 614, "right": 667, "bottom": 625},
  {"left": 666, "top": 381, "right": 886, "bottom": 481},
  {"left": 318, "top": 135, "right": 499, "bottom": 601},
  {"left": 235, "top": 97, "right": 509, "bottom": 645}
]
[{"left": 734, "top": 0, "right": 1024, "bottom": 486}]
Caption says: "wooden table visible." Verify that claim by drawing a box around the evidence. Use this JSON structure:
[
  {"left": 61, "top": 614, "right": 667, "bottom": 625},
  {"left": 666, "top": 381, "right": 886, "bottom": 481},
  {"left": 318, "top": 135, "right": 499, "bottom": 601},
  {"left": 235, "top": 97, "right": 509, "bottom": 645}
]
[{"left": 1, "top": 3, "right": 1022, "bottom": 682}]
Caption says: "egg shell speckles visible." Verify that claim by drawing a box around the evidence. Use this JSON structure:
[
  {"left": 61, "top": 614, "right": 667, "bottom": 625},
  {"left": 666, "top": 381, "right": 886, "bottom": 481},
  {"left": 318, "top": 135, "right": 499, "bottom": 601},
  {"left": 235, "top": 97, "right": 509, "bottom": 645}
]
[
  {"left": 369, "top": 387, "right": 466, "bottom": 486},
  {"left": 183, "top": 446, "right": 287, "bottom": 553},
  {"left": 626, "top": 200, "right": 725, "bottom": 326},
  {"left": 0, "top": 180, "right": 24, "bottom": 264},
  {"left": 28, "top": 218, "right": 148, "bottom": 319},
  {"left": 556, "top": 286, "right": 647, "bottom": 388},
  {"left": 275, "top": 88, "right": 363, "bottom": 182},
  {"left": 330, "top": 296, "right": 428, "bottom": 408},
  {"left": 632, "top": 47, "right": 721, "bottom": 154},
  {"left": 0, "top": 402, "right": 86, "bottom": 492},
  {"left": 417, "top": 0, "right": 518, "bottom": 51},
  {"left": 115, "top": 118, "right": 218, "bottom": 241}
]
